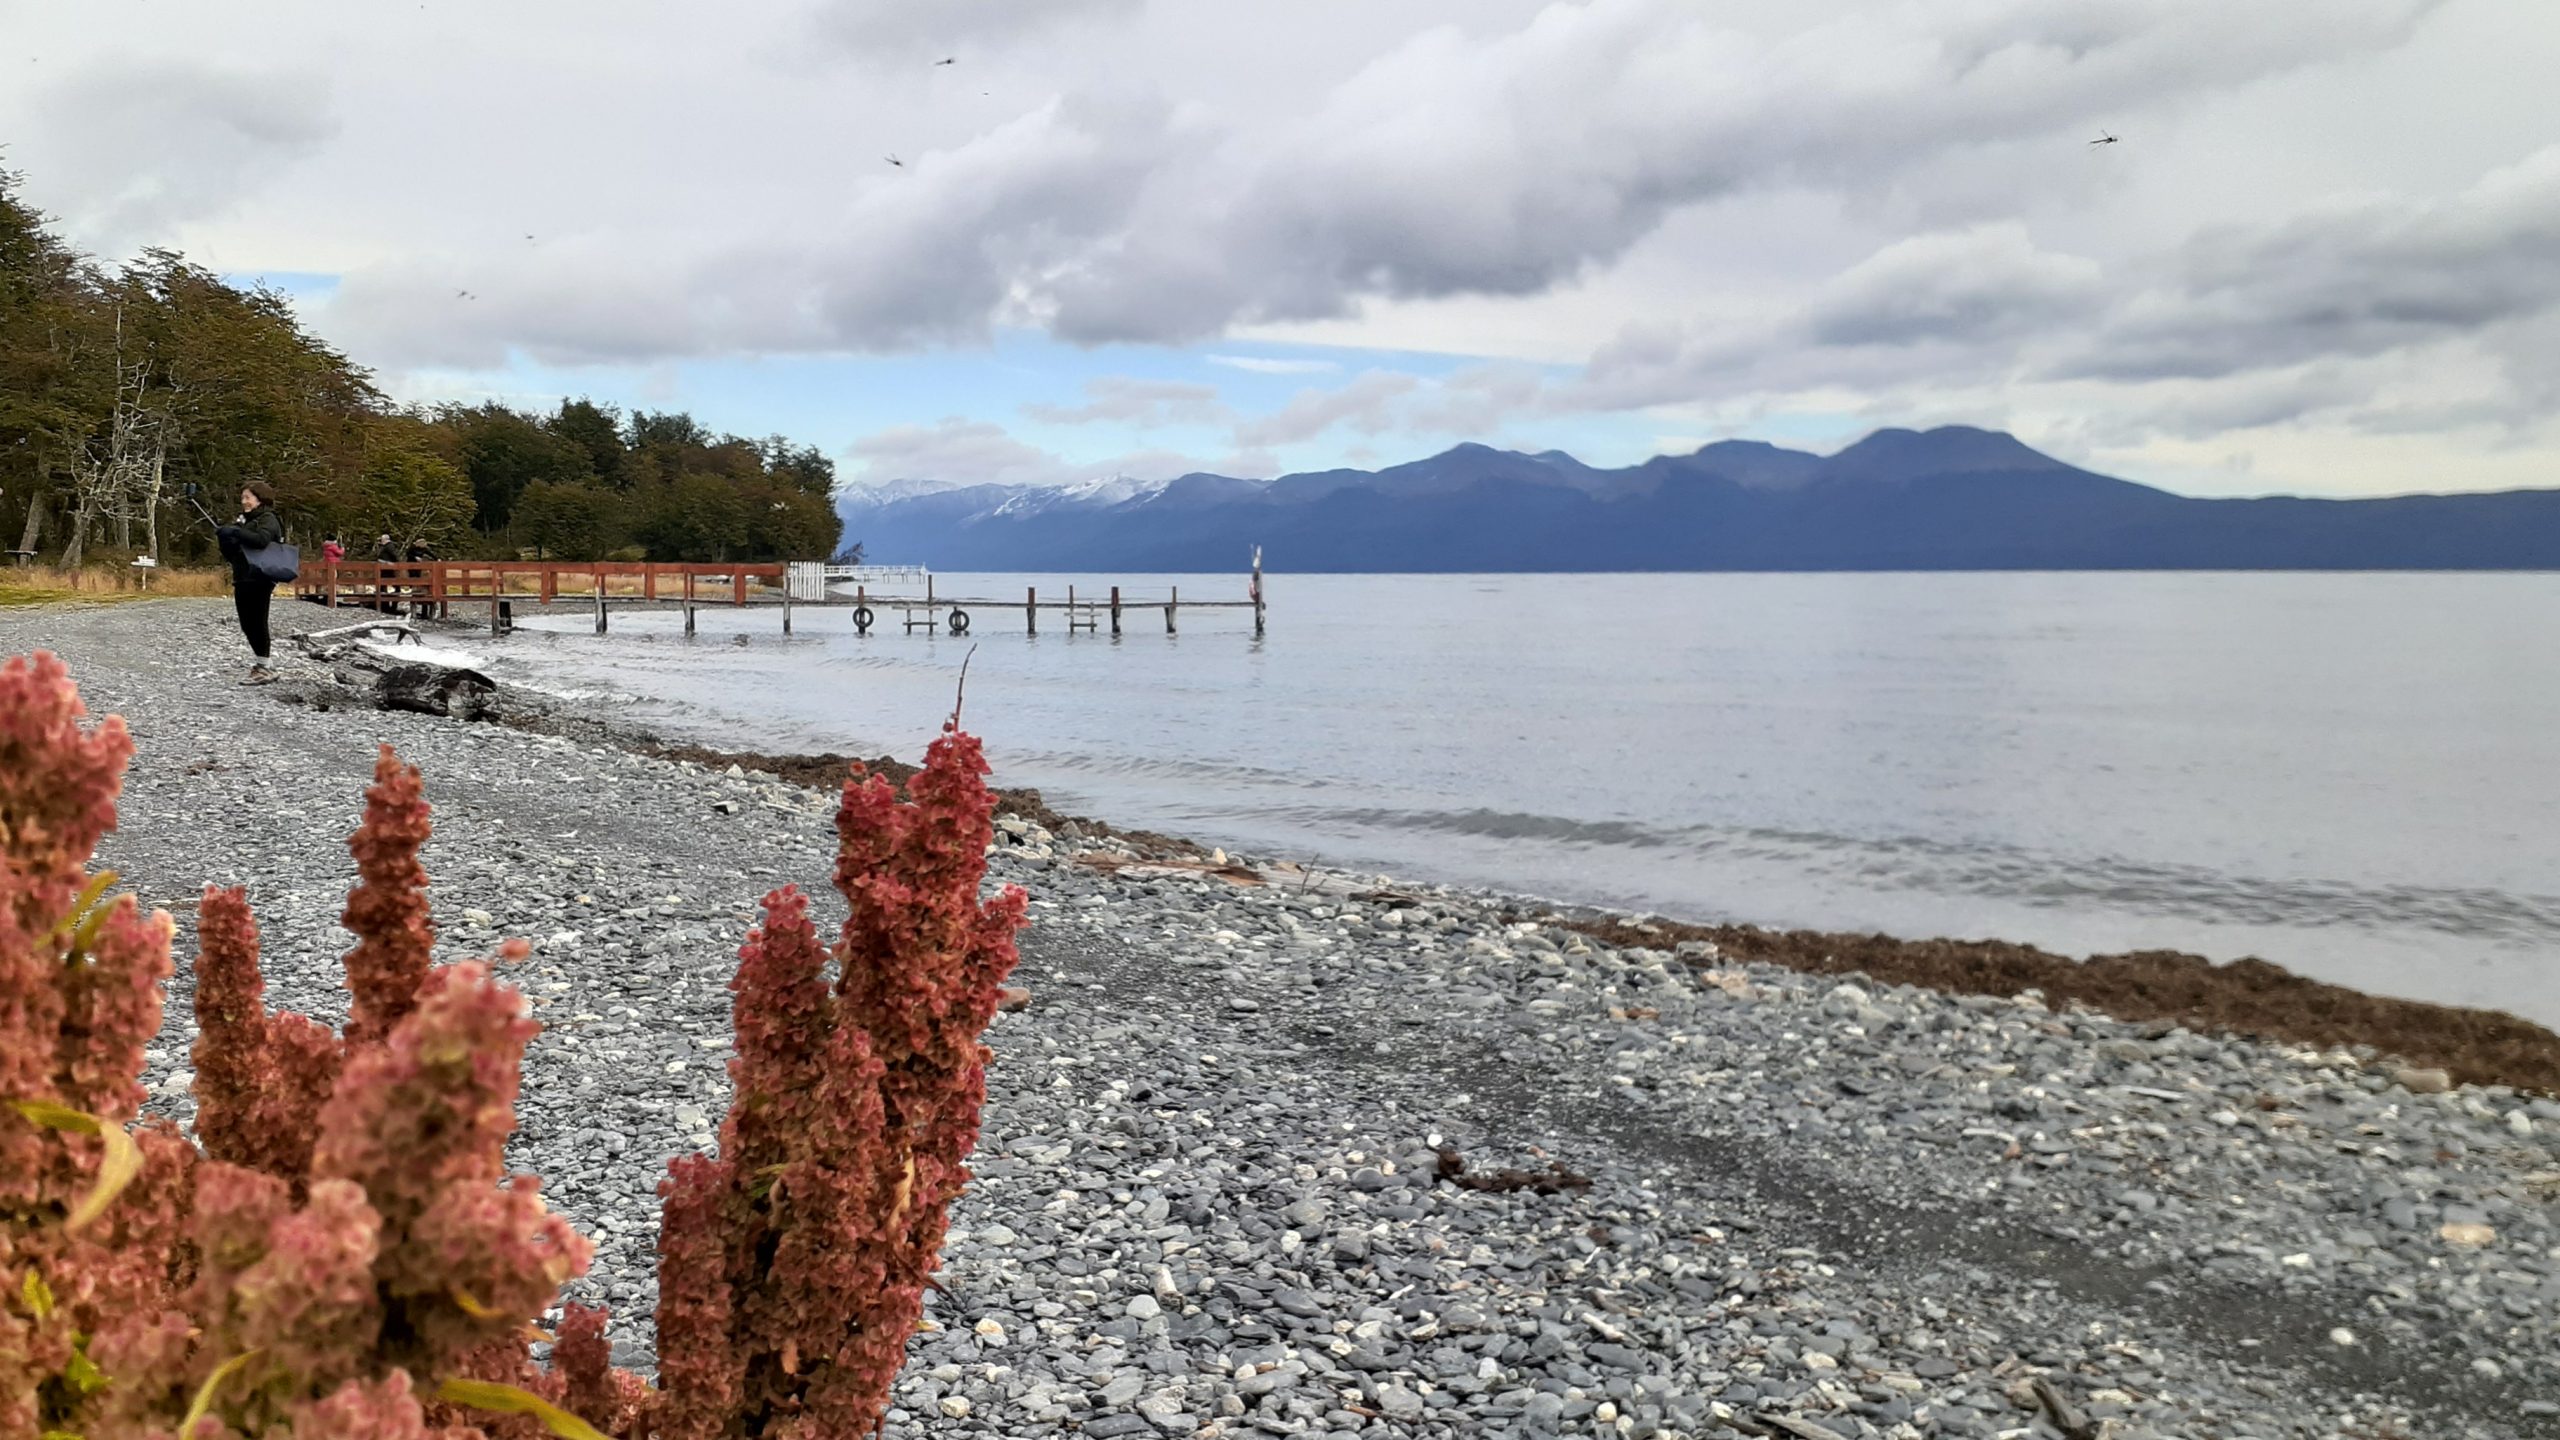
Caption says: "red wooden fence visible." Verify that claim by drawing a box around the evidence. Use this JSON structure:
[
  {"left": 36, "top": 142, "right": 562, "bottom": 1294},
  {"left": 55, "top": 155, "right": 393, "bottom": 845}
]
[{"left": 295, "top": 560, "right": 785, "bottom": 610}]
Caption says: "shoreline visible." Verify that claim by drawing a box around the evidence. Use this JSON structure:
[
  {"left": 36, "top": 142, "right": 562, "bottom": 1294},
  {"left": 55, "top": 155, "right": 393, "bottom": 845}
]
[
  {"left": 14, "top": 597, "right": 2560, "bottom": 1437},
  {"left": 450, "top": 614, "right": 2560, "bottom": 1098}
]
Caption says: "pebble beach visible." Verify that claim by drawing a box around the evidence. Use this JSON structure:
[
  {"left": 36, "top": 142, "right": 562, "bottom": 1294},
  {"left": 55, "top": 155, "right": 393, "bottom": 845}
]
[{"left": 10, "top": 597, "right": 2558, "bottom": 1440}]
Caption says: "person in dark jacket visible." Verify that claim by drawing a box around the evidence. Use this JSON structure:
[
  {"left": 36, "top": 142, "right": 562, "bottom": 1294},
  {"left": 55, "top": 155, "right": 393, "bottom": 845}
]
[
  {"left": 403, "top": 539, "right": 438, "bottom": 619},
  {"left": 373, "top": 533, "right": 401, "bottom": 613},
  {"left": 215, "top": 483, "right": 285, "bottom": 683}
]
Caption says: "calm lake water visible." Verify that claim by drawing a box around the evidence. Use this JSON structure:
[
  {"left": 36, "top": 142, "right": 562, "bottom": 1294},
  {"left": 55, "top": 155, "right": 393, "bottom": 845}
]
[{"left": 490, "top": 572, "right": 2560, "bottom": 1025}]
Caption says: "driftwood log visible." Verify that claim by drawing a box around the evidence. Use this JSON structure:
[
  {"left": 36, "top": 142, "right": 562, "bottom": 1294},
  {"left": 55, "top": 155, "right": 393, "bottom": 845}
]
[
  {"left": 370, "top": 661, "right": 498, "bottom": 719},
  {"left": 284, "top": 625, "right": 499, "bottom": 720}
]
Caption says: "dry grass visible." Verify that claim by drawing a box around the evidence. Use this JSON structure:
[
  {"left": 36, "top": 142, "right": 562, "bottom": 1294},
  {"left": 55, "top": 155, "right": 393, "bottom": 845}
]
[{"left": 0, "top": 564, "right": 232, "bottom": 606}]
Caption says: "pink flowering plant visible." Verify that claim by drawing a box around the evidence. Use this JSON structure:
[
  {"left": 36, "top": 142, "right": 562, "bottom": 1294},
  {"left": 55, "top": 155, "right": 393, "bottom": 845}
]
[{"left": 1, "top": 651, "right": 1025, "bottom": 1438}]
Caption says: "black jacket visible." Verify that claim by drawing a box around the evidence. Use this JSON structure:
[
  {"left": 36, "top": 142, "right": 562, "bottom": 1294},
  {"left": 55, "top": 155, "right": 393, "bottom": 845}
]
[{"left": 217, "top": 507, "right": 286, "bottom": 583}]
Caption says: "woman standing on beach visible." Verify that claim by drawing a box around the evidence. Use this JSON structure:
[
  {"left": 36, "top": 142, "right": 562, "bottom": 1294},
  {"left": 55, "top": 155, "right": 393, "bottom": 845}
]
[{"left": 215, "top": 483, "right": 285, "bottom": 684}]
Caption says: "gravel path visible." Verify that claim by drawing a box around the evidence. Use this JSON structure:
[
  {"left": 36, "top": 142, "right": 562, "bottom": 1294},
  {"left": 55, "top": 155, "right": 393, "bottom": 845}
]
[{"left": 10, "top": 598, "right": 2557, "bottom": 1440}]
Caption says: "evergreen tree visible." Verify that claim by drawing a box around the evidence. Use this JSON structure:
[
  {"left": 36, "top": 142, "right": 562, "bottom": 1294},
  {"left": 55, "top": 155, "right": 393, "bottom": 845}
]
[
  {"left": 449, "top": 403, "right": 594, "bottom": 533},
  {"left": 548, "top": 398, "right": 628, "bottom": 489}
]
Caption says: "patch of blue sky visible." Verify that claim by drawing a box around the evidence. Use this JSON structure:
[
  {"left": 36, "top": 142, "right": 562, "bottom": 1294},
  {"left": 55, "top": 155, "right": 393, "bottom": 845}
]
[
  {"left": 382, "top": 326, "right": 1860, "bottom": 481},
  {"left": 221, "top": 271, "right": 341, "bottom": 301}
]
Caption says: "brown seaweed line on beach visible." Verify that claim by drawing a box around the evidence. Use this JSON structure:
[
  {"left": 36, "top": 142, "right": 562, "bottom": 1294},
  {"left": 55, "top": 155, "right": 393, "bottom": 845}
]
[{"left": 1544, "top": 912, "right": 2560, "bottom": 1096}]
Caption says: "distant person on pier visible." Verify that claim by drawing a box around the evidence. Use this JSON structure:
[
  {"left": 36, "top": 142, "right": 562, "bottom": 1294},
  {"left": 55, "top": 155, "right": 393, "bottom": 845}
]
[
  {"left": 322, "top": 534, "right": 345, "bottom": 566},
  {"left": 404, "top": 538, "right": 437, "bottom": 619},
  {"left": 214, "top": 483, "right": 284, "bottom": 684},
  {"left": 373, "top": 533, "right": 400, "bottom": 613}
]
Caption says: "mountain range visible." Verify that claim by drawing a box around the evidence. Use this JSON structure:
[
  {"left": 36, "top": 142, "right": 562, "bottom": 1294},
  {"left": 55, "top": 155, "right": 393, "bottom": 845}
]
[{"left": 834, "top": 426, "right": 2560, "bottom": 572}]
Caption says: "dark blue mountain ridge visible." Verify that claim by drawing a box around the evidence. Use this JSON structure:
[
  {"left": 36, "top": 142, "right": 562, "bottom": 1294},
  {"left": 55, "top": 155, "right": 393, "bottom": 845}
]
[{"left": 836, "top": 425, "right": 2560, "bottom": 572}]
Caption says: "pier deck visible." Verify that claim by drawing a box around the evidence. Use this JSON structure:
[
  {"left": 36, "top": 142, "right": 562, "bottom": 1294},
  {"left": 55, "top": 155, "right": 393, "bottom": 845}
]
[{"left": 292, "top": 553, "right": 1268, "bottom": 638}]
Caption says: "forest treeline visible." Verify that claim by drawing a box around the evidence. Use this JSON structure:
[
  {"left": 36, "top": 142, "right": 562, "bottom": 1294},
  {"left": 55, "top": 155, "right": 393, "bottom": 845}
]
[{"left": 0, "top": 168, "right": 843, "bottom": 568}]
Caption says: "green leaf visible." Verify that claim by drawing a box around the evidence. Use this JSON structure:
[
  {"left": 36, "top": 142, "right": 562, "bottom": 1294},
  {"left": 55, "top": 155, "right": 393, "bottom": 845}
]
[
  {"left": 436, "top": 1379, "right": 610, "bottom": 1440},
  {"left": 62, "top": 1342, "right": 106, "bottom": 1396},
  {"left": 179, "top": 1348, "right": 262, "bottom": 1439},
  {"left": 8, "top": 1101, "right": 142, "bottom": 1231},
  {"left": 449, "top": 1286, "right": 504, "bottom": 1319},
  {"left": 45, "top": 869, "right": 118, "bottom": 953},
  {"left": 21, "top": 1269, "right": 54, "bottom": 1320}
]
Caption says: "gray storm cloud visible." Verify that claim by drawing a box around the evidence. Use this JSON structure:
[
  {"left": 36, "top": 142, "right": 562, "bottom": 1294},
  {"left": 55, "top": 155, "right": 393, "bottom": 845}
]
[
  {"left": 322, "top": 0, "right": 2461, "bottom": 366},
  {"left": 12, "top": 61, "right": 339, "bottom": 252}
]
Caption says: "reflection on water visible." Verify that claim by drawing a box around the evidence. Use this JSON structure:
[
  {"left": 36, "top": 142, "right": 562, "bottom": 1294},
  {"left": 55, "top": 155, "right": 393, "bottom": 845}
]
[{"left": 486, "top": 571, "right": 2560, "bottom": 1025}]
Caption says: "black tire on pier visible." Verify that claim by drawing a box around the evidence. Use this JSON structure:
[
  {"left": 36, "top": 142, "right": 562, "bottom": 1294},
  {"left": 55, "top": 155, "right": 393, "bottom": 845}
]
[
  {"left": 948, "top": 608, "right": 971, "bottom": 635},
  {"left": 853, "top": 605, "right": 874, "bottom": 633}
]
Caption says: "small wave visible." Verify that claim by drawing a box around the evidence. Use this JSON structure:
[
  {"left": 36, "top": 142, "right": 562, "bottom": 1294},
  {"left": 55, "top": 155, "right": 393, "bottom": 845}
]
[
  {"left": 1015, "top": 748, "right": 1337, "bottom": 792},
  {"left": 1268, "top": 804, "right": 1686, "bottom": 849},
  {"left": 1241, "top": 801, "right": 2560, "bottom": 948},
  {"left": 508, "top": 682, "right": 626, "bottom": 703}
]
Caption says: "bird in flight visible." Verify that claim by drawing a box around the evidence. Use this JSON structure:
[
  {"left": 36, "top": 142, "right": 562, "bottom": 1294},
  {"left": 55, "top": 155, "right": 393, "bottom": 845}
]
[
  {"left": 2090, "top": 131, "right": 2120, "bottom": 145},
  {"left": 934, "top": 56, "right": 955, "bottom": 66},
  {"left": 456, "top": 289, "right": 476, "bottom": 300},
  {"left": 884, "top": 153, "right": 904, "bottom": 168}
]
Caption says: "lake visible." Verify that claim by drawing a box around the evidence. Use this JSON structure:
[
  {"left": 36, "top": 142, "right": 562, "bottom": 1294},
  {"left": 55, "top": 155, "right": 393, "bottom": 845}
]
[{"left": 490, "top": 571, "right": 2560, "bottom": 1026}]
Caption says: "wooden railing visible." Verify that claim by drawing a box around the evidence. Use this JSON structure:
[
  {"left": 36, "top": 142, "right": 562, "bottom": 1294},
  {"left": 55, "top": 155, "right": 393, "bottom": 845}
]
[{"left": 295, "top": 560, "right": 787, "bottom": 609}]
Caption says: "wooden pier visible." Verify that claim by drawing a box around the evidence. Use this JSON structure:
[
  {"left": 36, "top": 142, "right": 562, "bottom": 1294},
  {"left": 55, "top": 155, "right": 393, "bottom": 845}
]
[{"left": 292, "top": 550, "right": 1267, "bottom": 638}]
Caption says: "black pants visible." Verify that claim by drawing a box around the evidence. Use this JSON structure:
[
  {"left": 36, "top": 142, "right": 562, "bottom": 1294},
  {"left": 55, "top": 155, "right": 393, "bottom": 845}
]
[{"left": 233, "top": 577, "right": 275, "bottom": 659}]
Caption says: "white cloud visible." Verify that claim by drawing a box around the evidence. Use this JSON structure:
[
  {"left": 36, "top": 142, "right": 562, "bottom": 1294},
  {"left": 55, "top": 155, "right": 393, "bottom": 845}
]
[
  {"left": 2062, "top": 144, "right": 2560, "bottom": 383},
  {"left": 1232, "top": 371, "right": 1422, "bottom": 447},
  {"left": 323, "top": 94, "right": 1178, "bottom": 367},
  {"left": 10, "top": 61, "right": 338, "bottom": 251},
  {"left": 1037, "top": 0, "right": 2452, "bottom": 342},
  {"left": 1805, "top": 224, "right": 2105, "bottom": 349},
  {"left": 1206, "top": 355, "right": 1342, "bottom": 376},
  {"left": 1403, "top": 364, "right": 1554, "bottom": 435},
  {"left": 1562, "top": 144, "right": 2560, "bottom": 444},
  {"left": 808, "top": 0, "right": 1143, "bottom": 62},
  {"left": 843, "top": 417, "right": 1258, "bottom": 488},
  {"left": 1021, "top": 376, "right": 1233, "bottom": 427}
]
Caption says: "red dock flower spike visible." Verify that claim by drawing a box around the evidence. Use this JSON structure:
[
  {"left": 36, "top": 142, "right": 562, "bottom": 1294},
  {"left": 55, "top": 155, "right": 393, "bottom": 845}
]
[
  {"left": 342, "top": 746, "right": 440, "bottom": 1048},
  {"left": 193, "top": 884, "right": 343, "bottom": 1183},
  {"left": 0, "top": 653, "right": 191, "bottom": 1438},
  {"left": 648, "top": 727, "right": 1027, "bottom": 1437},
  {"left": 192, "top": 747, "right": 440, "bottom": 1187}
]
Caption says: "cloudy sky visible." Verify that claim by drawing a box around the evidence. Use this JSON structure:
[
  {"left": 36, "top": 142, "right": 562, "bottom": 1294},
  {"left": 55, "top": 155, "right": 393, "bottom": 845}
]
[{"left": 5, "top": 0, "right": 2556, "bottom": 498}]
